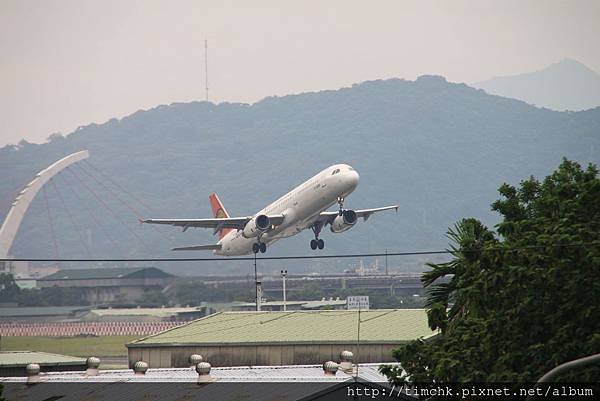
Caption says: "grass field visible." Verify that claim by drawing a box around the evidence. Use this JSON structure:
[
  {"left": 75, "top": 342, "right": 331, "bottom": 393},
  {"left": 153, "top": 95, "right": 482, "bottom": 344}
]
[{"left": 0, "top": 336, "right": 138, "bottom": 358}]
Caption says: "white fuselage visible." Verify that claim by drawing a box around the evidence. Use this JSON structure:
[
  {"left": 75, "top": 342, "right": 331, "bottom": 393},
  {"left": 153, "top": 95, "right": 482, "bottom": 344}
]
[{"left": 215, "top": 164, "right": 359, "bottom": 256}]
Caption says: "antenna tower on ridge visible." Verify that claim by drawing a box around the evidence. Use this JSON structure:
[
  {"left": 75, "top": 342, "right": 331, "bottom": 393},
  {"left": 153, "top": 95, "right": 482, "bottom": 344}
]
[{"left": 205, "top": 39, "right": 209, "bottom": 102}]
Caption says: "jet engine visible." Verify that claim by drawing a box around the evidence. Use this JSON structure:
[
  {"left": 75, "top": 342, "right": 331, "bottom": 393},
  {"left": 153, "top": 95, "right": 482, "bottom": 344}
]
[
  {"left": 330, "top": 210, "right": 357, "bottom": 233},
  {"left": 242, "top": 214, "right": 271, "bottom": 238}
]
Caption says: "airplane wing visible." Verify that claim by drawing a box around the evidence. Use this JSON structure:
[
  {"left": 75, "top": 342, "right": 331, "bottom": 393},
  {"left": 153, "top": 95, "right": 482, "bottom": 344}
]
[
  {"left": 172, "top": 244, "right": 222, "bottom": 251},
  {"left": 318, "top": 205, "right": 399, "bottom": 222},
  {"left": 140, "top": 217, "right": 252, "bottom": 231},
  {"left": 140, "top": 214, "right": 285, "bottom": 232}
]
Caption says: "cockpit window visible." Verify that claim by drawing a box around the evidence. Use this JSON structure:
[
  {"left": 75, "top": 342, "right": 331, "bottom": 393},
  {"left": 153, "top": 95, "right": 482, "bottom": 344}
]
[
  {"left": 331, "top": 169, "right": 340, "bottom": 175},
  {"left": 347, "top": 167, "right": 353, "bottom": 171}
]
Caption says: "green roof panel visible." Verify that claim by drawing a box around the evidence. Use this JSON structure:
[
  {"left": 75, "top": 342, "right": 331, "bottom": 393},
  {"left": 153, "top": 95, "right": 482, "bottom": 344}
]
[
  {"left": 128, "top": 309, "right": 437, "bottom": 347},
  {"left": 0, "top": 351, "right": 86, "bottom": 367}
]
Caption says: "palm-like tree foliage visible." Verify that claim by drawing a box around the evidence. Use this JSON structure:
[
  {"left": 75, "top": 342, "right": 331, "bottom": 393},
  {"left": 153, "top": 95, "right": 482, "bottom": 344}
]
[{"left": 422, "top": 218, "right": 497, "bottom": 332}]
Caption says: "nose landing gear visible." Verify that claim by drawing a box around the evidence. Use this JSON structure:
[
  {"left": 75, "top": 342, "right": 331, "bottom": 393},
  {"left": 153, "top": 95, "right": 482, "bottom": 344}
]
[{"left": 337, "top": 196, "right": 345, "bottom": 215}]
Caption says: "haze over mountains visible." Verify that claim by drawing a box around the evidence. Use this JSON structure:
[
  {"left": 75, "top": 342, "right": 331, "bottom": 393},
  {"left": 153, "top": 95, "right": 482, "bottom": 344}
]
[
  {"left": 1, "top": 75, "right": 599, "bottom": 274},
  {"left": 474, "top": 58, "right": 600, "bottom": 111}
]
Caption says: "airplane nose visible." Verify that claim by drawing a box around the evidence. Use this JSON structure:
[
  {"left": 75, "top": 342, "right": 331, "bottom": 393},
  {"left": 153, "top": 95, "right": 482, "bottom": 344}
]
[{"left": 347, "top": 170, "right": 359, "bottom": 189}]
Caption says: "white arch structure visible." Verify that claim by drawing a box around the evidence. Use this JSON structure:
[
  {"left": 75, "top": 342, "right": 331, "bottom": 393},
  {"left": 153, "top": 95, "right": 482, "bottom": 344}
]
[{"left": 0, "top": 150, "right": 89, "bottom": 259}]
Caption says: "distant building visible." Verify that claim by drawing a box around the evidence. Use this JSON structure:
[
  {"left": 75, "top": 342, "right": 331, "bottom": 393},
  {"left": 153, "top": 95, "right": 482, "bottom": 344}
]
[
  {"left": 0, "top": 260, "right": 29, "bottom": 277},
  {"left": 37, "top": 267, "right": 175, "bottom": 304},
  {"left": 127, "top": 309, "right": 437, "bottom": 368},
  {"left": 0, "top": 351, "right": 86, "bottom": 376}
]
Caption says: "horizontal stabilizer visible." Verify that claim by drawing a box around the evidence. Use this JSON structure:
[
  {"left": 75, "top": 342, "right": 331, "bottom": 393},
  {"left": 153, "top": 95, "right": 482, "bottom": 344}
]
[{"left": 171, "top": 244, "right": 222, "bottom": 251}]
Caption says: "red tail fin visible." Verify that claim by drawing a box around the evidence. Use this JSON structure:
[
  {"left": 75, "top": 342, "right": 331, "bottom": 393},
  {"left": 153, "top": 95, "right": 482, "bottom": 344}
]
[{"left": 209, "top": 193, "right": 232, "bottom": 240}]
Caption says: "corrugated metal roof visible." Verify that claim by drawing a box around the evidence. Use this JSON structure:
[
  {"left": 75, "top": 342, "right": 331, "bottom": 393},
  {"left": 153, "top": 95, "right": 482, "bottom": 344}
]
[
  {"left": 0, "top": 364, "right": 416, "bottom": 401},
  {"left": 0, "top": 362, "right": 391, "bottom": 382},
  {"left": 0, "top": 381, "right": 356, "bottom": 401},
  {"left": 0, "top": 351, "right": 86, "bottom": 367},
  {"left": 39, "top": 267, "right": 172, "bottom": 281},
  {"left": 128, "top": 309, "right": 436, "bottom": 347}
]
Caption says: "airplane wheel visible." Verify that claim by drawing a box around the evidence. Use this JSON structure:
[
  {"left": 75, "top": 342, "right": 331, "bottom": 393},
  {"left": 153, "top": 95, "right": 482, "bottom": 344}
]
[
  {"left": 310, "top": 239, "right": 318, "bottom": 250},
  {"left": 317, "top": 239, "right": 325, "bottom": 250},
  {"left": 259, "top": 242, "right": 267, "bottom": 253},
  {"left": 252, "top": 243, "right": 260, "bottom": 254}
]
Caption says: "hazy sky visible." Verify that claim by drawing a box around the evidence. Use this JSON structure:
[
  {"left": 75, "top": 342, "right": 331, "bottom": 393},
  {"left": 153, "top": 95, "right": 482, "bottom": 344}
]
[{"left": 1, "top": 0, "right": 599, "bottom": 146}]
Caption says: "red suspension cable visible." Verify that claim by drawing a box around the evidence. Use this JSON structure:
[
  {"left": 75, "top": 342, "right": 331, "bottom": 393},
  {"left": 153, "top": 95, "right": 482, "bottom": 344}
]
[
  {"left": 68, "top": 166, "right": 152, "bottom": 254},
  {"left": 61, "top": 168, "right": 126, "bottom": 257},
  {"left": 41, "top": 185, "right": 60, "bottom": 259},
  {"left": 50, "top": 177, "right": 93, "bottom": 258}
]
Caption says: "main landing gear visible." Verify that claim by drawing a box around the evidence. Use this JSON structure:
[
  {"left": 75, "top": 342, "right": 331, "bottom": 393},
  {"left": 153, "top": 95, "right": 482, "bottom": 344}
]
[
  {"left": 252, "top": 241, "right": 267, "bottom": 254},
  {"left": 310, "top": 223, "right": 325, "bottom": 250},
  {"left": 310, "top": 238, "right": 324, "bottom": 250}
]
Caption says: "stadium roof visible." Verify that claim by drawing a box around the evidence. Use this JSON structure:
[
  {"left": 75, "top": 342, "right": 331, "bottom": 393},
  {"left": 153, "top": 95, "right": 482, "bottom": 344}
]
[
  {"left": 232, "top": 299, "right": 347, "bottom": 309},
  {"left": 0, "top": 351, "right": 85, "bottom": 367},
  {"left": 88, "top": 307, "right": 203, "bottom": 318},
  {"left": 0, "top": 306, "right": 90, "bottom": 317},
  {"left": 128, "top": 309, "right": 437, "bottom": 347},
  {"left": 39, "top": 267, "right": 173, "bottom": 281}
]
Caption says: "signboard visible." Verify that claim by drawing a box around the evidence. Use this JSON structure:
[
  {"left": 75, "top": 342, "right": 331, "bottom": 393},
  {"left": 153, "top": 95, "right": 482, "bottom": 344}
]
[{"left": 347, "top": 295, "right": 370, "bottom": 310}]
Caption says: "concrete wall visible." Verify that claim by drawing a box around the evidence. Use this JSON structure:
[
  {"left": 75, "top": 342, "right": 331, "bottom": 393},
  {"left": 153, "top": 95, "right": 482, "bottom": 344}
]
[{"left": 128, "top": 343, "right": 398, "bottom": 368}]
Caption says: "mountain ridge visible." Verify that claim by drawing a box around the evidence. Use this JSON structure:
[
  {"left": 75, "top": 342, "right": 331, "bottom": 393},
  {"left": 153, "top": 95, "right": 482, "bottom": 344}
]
[
  {"left": 474, "top": 58, "right": 600, "bottom": 111},
  {"left": 1, "top": 76, "right": 599, "bottom": 274}
]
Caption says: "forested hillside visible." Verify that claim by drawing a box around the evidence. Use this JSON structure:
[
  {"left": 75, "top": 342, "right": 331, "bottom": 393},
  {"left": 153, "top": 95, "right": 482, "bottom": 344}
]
[{"left": 2, "top": 75, "right": 599, "bottom": 274}]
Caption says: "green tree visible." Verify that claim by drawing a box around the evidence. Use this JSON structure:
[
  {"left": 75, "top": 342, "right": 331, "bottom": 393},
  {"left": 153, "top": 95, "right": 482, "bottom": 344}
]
[
  {"left": 0, "top": 273, "right": 21, "bottom": 303},
  {"left": 381, "top": 159, "right": 600, "bottom": 384}
]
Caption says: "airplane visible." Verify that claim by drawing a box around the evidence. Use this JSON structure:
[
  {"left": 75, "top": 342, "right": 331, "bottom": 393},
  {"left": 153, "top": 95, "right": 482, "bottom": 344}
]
[{"left": 140, "top": 164, "right": 398, "bottom": 256}]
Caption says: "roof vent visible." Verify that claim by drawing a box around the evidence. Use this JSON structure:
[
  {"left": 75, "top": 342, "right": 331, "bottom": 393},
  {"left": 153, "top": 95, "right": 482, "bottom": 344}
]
[
  {"left": 339, "top": 350, "right": 353, "bottom": 371},
  {"left": 26, "top": 363, "right": 40, "bottom": 384},
  {"left": 133, "top": 361, "right": 149, "bottom": 375},
  {"left": 86, "top": 356, "right": 101, "bottom": 376},
  {"left": 323, "top": 360, "right": 339, "bottom": 376},
  {"left": 189, "top": 354, "right": 203, "bottom": 367},
  {"left": 196, "top": 361, "right": 213, "bottom": 383}
]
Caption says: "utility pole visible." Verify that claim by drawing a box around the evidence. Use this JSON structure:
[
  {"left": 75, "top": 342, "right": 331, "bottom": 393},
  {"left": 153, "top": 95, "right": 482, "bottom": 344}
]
[
  {"left": 254, "top": 253, "right": 260, "bottom": 311},
  {"left": 204, "top": 39, "right": 209, "bottom": 102},
  {"left": 256, "top": 281, "right": 263, "bottom": 311},
  {"left": 281, "top": 270, "right": 287, "bottom": 311},
  {"left": 385, "top": 249, "right": 388, "bottom": 275}
]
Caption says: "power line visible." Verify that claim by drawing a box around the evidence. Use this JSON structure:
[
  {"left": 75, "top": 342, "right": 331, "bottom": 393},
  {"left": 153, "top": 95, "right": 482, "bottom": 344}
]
[{"left": 2, "top": 241, "right": 598, "bottom": 263}]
